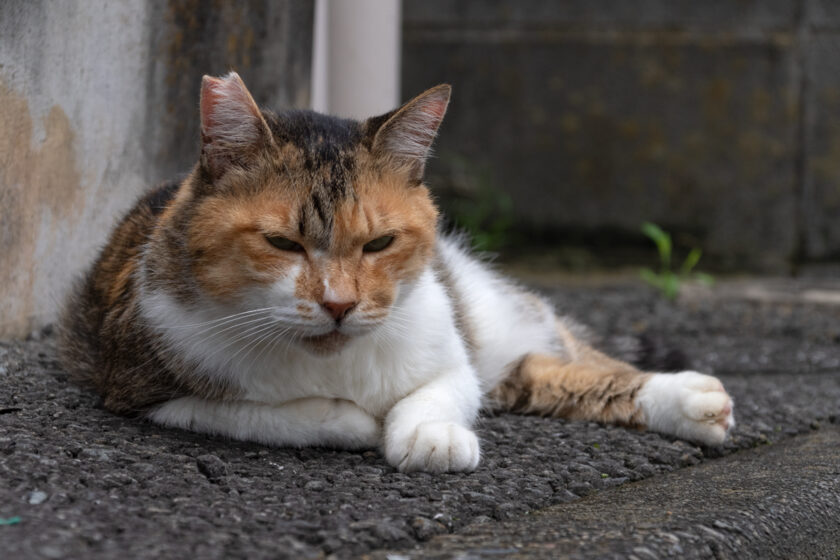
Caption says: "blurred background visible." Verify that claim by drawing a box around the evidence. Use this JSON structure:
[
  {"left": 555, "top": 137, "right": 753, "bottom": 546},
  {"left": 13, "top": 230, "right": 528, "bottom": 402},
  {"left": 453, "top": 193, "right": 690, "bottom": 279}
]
[{"left": 1, "top": 0, "right": 839, "bottom": 338}]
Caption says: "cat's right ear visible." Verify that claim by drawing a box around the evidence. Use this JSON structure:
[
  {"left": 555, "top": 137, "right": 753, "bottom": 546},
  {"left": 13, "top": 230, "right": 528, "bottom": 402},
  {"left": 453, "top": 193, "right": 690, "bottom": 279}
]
[{"left": 199, "top": 72, "right": 273, "bottom": 181}]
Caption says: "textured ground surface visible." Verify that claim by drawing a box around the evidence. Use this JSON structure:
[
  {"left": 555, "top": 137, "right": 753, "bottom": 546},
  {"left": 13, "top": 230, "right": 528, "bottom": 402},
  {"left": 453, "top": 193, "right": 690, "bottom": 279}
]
[
  {"left": 1, "top": 277, "right": 838, "bottom": 559},
  {"left": 375, "top": 426, "right": 840, "bottom": 559}
]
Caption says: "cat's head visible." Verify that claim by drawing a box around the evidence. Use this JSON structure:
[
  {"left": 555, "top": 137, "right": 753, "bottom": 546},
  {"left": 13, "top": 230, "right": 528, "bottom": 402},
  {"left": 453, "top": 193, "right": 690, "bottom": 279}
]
[{"left": 161, "top": 72, "right": 449, "bottom": 354}]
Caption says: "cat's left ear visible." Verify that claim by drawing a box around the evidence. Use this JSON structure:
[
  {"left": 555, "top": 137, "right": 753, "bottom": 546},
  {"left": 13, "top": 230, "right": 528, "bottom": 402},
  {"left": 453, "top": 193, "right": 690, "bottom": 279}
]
[
  {"left": 367, "top": 84, "right": 451, "bottom": 183},
  {"left": 200, "top": 72, "right": 274, "bottom": 180}
]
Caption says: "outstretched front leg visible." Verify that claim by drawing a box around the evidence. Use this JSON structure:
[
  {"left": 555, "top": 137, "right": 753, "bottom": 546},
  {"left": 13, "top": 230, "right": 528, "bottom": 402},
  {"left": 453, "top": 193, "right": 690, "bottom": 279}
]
[
  {"left": 383, "top": 367, "right": 483, "bottom": 473},
  {"left": 490, "top": 348, "right": 734, "bottom": 446},
  {"left": 148, "top": 396, "right": 381, "bottom": 450}
]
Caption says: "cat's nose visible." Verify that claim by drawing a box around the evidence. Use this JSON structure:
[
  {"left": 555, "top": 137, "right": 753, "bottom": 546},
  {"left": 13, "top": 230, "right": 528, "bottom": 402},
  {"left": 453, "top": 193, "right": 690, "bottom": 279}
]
[{"left": 321, "top": 300, "right": 357, "bottom": 322}]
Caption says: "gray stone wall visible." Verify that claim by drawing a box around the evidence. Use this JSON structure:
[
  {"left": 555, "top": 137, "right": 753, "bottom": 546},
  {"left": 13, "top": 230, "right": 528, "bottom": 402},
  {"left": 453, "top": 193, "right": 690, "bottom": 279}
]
[
  {"left": 0, "top": 0, "right": 313, "bottom": 337},
  {"left": 403, "top": 0, "right": 840, "bottom": 269}
]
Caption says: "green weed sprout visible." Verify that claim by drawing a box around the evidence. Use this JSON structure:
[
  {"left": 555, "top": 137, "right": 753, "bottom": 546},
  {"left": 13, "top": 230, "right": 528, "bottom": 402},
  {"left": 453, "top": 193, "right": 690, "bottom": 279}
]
[
  {"left": 453, "top": 187, "right": 514, "bottom": 252},
  {"left": 639, "top": 222, "right": 713, "bottom": 300},
  {"left": 441, "top": 153, "right": 514, "bottom": 252}
]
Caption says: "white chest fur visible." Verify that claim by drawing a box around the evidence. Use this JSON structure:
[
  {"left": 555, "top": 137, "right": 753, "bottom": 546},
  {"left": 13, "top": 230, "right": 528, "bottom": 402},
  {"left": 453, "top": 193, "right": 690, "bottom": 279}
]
[{"left": 139, "top": 268, "right": 470, "bottom": 417}]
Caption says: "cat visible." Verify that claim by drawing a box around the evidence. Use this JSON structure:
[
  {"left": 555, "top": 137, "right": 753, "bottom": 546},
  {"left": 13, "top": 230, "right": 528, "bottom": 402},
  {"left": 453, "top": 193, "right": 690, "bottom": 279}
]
[{"left": 59, "top": 72, "right": 734, "bottom": 473}]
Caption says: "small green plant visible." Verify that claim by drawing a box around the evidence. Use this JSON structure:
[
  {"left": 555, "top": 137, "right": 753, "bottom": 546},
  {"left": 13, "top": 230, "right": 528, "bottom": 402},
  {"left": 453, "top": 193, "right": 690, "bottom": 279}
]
[
  {"left": 639, "top": 222, "right": 713, "bottom": 300},
  {"left": 450, "top": 186, "right": 514, "bottom": 252},
  {"left": 440, "top": 153, "right": 514, "bottom": 252}
]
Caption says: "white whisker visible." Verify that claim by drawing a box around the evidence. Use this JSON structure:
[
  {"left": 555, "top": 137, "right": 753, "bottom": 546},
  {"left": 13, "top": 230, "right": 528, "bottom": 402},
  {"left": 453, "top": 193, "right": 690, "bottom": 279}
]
[{"left": 156, "top": 306, "right": 276, "bottom": 330}]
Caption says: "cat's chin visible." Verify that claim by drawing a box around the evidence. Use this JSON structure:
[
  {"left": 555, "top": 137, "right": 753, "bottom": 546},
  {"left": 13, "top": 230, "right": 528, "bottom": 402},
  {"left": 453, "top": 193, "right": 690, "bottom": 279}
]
[{"left": 299, "top": 330, "right": 352, "bottom": 355}]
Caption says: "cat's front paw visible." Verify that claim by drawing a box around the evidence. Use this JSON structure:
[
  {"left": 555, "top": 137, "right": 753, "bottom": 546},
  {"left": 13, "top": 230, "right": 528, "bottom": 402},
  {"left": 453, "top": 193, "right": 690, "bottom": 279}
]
[
  {"left": 637, "top": 371, "right": 734, "bottom": 446},
  {"left": 385, "top": 421, "right": 480, "bottom": 473}
]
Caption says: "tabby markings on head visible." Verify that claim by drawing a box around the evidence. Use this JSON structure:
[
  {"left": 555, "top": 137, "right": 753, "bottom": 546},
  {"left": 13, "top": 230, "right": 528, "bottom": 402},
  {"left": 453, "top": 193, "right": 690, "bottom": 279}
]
[{"left": 268, "top": 110, "right": 363, "bottom": 248}]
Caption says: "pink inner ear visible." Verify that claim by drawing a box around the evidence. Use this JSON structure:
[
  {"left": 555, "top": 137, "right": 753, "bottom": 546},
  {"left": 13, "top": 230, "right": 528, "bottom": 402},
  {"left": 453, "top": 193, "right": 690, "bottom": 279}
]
[
  {"left": 422, "top": 97, "right": 447, "bottom": 122},
  {"left": 407, "top": 93, "right": 448, "bottom": 143},
  {"left": 200, "top": 77, "right": 226, "bottom": 134},
  {"left": 380, "top": 94, "right": 448, "bottom": 162},
  {"left": 199, "top": 73, "right": 269, "bottom": 178},
  {"left": 199, "top": 73, "right": 263, "bottom": 144}
]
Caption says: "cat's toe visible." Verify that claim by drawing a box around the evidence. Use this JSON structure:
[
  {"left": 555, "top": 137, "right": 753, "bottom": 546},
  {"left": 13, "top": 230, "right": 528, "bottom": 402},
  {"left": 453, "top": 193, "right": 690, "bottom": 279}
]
[
  {"left": 386, "top": 421, "right": 480, "bottom": 473},
  {"left": 684, "top": 387, "right": 733, "bottom": 428},
  {"left": 638, "top": 370, "right": 734, "bottom": 446}
]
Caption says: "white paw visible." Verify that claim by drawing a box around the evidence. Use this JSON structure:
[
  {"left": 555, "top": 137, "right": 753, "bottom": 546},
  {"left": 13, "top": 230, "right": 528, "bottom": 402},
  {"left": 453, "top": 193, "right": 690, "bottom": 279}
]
[
  {"left": 318, "top": 399, "right": 381, "bottom": 450},
  {"left": 637, "top": 371, "right": 734, "bottom": 446},
  {"left": 385, "top": 421, "right": 480, "bottom": 473}
]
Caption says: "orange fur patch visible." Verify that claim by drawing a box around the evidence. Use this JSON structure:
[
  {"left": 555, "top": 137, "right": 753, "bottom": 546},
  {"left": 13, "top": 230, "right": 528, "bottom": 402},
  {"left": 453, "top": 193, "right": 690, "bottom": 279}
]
[
  {"left": 187, "top": 183, "right": 304, "bottom": 298},
  {"left": 183, "top": 150, "right": 438, "bottom": 323},
  {"left": 107, "top": 259, "right": 137, "bottom": 306},
  {"left": 491, "top": 350, "right": 651, "bottom": 428}
]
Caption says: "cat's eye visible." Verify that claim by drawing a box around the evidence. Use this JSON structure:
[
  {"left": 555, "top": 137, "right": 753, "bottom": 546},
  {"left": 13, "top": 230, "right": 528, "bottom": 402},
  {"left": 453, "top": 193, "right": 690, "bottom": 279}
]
[
  {"left": 363, "top": 235, "right": 394, "bottom": 253},
  {"left": 265, "top": 235, "right": 305, "bottom": 252}
]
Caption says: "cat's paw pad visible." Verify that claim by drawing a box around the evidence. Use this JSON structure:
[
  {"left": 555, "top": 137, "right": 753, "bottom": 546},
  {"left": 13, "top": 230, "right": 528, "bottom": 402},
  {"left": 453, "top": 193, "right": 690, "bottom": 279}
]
[
  {"left": 385, "top": 421, "right": 480, "bottom": 473},
  {"left": 638, "top": 371, "right": 734, "bottom": 446}
]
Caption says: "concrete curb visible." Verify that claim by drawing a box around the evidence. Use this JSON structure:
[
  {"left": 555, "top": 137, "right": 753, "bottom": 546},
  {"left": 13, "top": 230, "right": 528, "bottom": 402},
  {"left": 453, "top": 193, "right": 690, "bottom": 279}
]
[{"left": 375, "top": 427, "right": 840, "bottom": 559}]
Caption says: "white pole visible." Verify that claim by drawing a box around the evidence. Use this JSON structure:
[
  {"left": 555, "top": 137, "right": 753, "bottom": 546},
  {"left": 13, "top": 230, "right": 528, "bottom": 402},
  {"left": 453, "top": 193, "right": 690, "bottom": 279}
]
[
  {"left": 311, "top": 0, "right": 330, "bottom": 113},
  {"left": 311, "top": 0, "right": 402, "bottom": 118}
]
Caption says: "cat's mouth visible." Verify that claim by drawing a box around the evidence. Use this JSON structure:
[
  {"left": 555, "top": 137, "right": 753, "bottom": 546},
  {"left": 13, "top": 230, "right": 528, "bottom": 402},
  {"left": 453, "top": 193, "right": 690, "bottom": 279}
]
[{"left": 300, "top": 329, "right": 351, "bottom": 354}]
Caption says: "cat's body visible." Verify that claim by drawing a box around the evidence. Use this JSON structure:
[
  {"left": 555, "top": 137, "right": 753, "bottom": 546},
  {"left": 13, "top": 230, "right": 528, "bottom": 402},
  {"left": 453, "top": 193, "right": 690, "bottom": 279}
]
[{"left": 60, "top": 73, "right": 733, "bottom": 472}]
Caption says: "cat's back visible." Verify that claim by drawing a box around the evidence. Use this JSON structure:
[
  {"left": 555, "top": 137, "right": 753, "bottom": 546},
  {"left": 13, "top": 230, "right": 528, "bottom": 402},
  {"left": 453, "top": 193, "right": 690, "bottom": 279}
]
[
  {"left": 434, "top": 234, "right": 564, "bottom": 389},
  {"left": 58, "top": 181, "right": 181, "bottom": 400}
]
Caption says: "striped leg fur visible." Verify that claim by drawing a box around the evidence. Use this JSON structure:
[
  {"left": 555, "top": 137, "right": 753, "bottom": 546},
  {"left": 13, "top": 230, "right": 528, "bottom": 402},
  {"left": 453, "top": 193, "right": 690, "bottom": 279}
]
[{"left": 490, "top": 348, "right": 734, "bottom": 446}]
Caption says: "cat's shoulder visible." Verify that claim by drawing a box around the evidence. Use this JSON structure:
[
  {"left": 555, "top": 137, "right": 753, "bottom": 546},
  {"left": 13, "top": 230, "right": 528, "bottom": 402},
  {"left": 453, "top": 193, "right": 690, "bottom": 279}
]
[
  {"left": 112, "top": 179, "right": 182, "bottom": 239},
  {"left": 139, "top": 180, "right": 181, "bottom": 217}
]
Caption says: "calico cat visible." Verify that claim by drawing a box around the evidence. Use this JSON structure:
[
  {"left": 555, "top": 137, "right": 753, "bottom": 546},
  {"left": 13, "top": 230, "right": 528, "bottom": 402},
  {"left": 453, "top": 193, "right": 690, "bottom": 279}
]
[{"left": 59, "top": 72, "right": 733, "bottom": 473}]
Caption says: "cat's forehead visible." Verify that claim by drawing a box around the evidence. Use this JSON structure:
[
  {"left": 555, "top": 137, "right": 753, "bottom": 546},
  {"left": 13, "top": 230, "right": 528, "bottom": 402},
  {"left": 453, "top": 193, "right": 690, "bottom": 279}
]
[
  {"left": 262, "top": 111, "right": 371, "bottom": 247},
  {"left": 267, "top": 110, "right": 365, "bottom": 167}
]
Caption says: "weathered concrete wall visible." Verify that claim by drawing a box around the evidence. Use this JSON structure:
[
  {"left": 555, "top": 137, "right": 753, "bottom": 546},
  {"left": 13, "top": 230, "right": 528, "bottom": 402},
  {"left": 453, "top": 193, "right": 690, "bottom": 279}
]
[
  {"left": 803, "top": 3, "right": 840, "bottom": 261},
  {"left": 403, "top": 0, "right": 840, "bottom": 269},
  {"left": 0, "top": 0, "right": 313, "bottom": 338}
]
